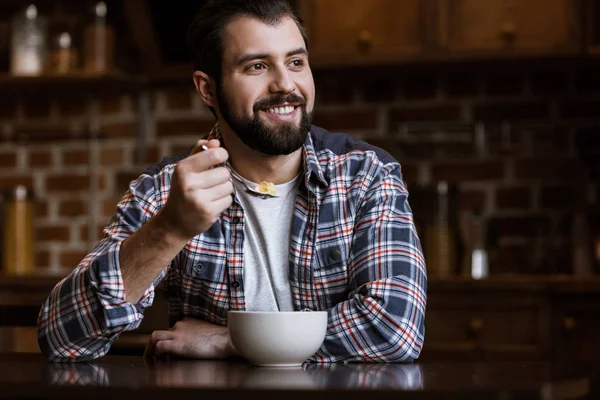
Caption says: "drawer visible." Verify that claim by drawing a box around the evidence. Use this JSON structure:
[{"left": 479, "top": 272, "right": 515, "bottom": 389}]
[{"left": 425, "top": 307, "right": 541, "bottom": 348}]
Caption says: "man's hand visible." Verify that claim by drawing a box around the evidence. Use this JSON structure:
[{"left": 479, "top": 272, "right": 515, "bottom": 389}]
[
  {"left": 145, "top": 318, "right": 238, "bottom": 359},
  {"left": 159, "top": 139, "right": 233, "bottom": 241}
]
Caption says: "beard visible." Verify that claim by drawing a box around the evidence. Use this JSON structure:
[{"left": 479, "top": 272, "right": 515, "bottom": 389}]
[{"left": 216, "top": 85, "right": 313, "bottom": 156}]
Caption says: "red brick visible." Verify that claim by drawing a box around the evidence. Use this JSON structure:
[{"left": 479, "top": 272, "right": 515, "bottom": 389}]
[
  {"left": 98, "top": 173, "right": 107, "bottom": 191},
  {"left": 79, "top": 226, "right": 88, "bottom": 242},
  {"left": 100, "top": 147, "right": 124, "bottom": 166},
  {"left": 35, "top": 200, "right": 49, "bottom": 218},
  {"left": 404, "top": 73, "right": 437, "bottom": 100},
  {"left": 444, "top": 71, "right": 478, "bottom": 98},
  {"left": 0, "top": 150, "right": 17, "bottom": 168},
  {"left": 103, "top": 197, "right": 119, "bottom": 217},
  {"left": 62, "top": 149, "right": 88, "bottom": 166},
  {"left": 36, "top": 250, "right": 51, "bottom": 269},
  {"left": 473, "top": 102, "right": 549, "bottom": 121},
  {"left": 496, "top": 187, "right": 532, "bottom": 210},
  {"left": 530, "top": 70, "right": 567, "bottom": 95},
  {"left": 312, "top": 110, "right": 377, "bottom": 131},
  {"left": 46, "top": 174, "right": 89, "bottom": 193},
  {"left": 145, "top": 144, "right": 160, "bottom": 164},
  {"left": 57, "top": 92, "right": 87, "bottom": 117},
  {"left": 14, "top": 124, "right": 74, "bottom": 143},
  {"left": 487, "top": 216, "right": 551, "bottom": 237},
  {"left": 485, "top": 72, "right": 523, "bottom": 96},
  {"left": 389, "top": 105, "right": 461, "bottom": 125},
  {"left": 27, "top": 149, "right": 53, "bottom": 168},
  {"left": 156, "top": 119, "right": 219, "bottom": 137},
  {"left": 36, "top": 225, "right": 70, "bottom": 242},
  {"left": 59, "top": 250, "right": 89, "bottom": 268},
  {"left": 432, "top": 162, "right": 504, "bottom": 182},
  {"left": 459, "top": 190, "right": 487, "bottom": 211},
  {"left": 117, "top": 171, "right": 140, "bottom": 194},
  {"left": 514, "top": 158, "right": 583, "bottom": 180},
  {"left": 101, "top": 122, "right": 137, "bottom": 138},
  {"left": 397, "top": 142, "right": 475, "bottom": 159},
  {"left": 23, "top": 97, "right": 52, "bottom": 118},
  {"left": 400, "top": 163, "right": 418, "bottom": 185},
  {"left": 0, "top": 176, "right": 33, "bottom": 190},
  {"left": 539, "top": 185, "right": 578, "bottom": 209},
  {"left": 59, "top": 199, "right": 88, "bottom": 217},
  {"left": 99, "top": 94, "right": 124, "bottom": 115},
  {"left": 561, "top": 100, "right": 600, "bottom": 119},
  {"left": 314, "top": 71, "right": 355, "bottom": 105},
  {"left": 164, "top": 89, "right": 193, "bottom": 111}
]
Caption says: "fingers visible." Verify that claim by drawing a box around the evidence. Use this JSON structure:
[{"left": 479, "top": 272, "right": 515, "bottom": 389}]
[
  {"left": 188, "top": 167, "right": 231, "bottom": 190},
  {"left": 184, "top": 139, "right": 228, "bottom": 172},
  {"left": 207, "top": 180, "right": 234, "bottom": 201},
  {"left": 189, "top": 139, "right": 221, "bottom": 156},
  {"left": 145, "top": 330, "right": 175, "bottom": 358}
]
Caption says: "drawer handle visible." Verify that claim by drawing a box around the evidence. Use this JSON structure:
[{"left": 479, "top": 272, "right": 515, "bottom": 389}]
[
  {"left": 563, "top": 317, "right": 576, "bottom": 331},
  {"left": 468, "top": 318, "right": 484, "bottom": 337},
  {"left": 500, "top": 21, "right": 517, "bottom": 46},
  {"left": 357, "top": 30, "right": 373, "bottom": 51}
]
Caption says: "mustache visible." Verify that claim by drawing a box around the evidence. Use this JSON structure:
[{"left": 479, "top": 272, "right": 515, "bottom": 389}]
[{"left": 253, "top": 93, "right": 306, "bottom": 111}]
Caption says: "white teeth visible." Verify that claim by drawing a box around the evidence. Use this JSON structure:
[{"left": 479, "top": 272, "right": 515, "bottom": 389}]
[{"left": 266, "top": 106, "right": 294, "bottom": 115}]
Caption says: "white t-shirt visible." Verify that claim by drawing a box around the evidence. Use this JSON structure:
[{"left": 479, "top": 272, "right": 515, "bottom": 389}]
[{"left": 230, "top": 169, "right": 300, "bottom": 311}]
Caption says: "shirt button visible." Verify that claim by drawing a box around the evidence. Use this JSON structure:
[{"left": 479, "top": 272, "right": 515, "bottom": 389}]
[
  {"left": 329, "top": 249, "right": 341, "bottom": 260},
  {"left": 194, "top": 263, "right": 204, "bottom": 272},
  {"left": 231, "top": 280, "right": 240, "bottom": 288},
  {"left": 232, "top": 217, "right": 241, "bottom": 224}
]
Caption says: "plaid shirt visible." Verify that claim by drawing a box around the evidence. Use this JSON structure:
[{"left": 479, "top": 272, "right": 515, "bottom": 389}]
[{"left": 38, "top": 124, "right": 427, "bottom": 363}]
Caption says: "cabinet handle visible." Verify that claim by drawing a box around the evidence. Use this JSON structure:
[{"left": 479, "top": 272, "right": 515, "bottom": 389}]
[
  {"left": 499, "top": 21, "right": 517, "bottom": 47},
  {"left": 357, "top": 30, "right": 373, "bottom": 52},
  {"left": 563, "top": 317, "right": 576, "bottom": 331},
  {"left": 467, "top": 318, "right": 484, "bottom": 337}
]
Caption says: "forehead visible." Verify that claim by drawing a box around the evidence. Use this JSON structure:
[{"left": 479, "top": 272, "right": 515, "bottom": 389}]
[{"left": 222, "top": 16, "right": 306, "bottom": 63}]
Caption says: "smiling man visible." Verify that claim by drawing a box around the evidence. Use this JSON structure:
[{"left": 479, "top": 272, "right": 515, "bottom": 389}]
[{"left": 37, "top": 0, "right": 427, "bottom": 363}]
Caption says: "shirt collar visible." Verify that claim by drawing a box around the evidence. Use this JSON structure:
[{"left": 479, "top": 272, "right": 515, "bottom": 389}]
[{"left": 206, "top": 123, "right": 327, "bottom": 190}]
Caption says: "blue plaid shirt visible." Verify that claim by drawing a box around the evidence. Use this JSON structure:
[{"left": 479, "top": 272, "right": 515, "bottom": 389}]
[{"left": 38, "top": 124, "right": 427, "bottom": 362}]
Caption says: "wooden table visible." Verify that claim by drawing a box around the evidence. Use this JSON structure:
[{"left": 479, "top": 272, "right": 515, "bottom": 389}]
[{"left": 0, "top": 353, "right": 596, "bottom": 400}]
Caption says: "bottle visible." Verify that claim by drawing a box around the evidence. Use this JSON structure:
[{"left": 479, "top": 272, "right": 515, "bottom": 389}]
[
  {"left": 10, "top": 4, "right": 48, "bottom": 76},
  {"left": 2, "top": 186, "right": 35, "bottom": 275},
  {"left": 83, "top": 1, "right": 115, "bottom": 74}
]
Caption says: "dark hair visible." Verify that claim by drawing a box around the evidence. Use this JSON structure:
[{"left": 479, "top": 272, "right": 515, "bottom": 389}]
[{"left": 186, "top": 0, "right": 307, "bottom": 83}]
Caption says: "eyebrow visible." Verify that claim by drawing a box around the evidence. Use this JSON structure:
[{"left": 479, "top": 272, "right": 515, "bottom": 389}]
[{"left": 235, "top": 47, "right": 308, "bottom": 67}]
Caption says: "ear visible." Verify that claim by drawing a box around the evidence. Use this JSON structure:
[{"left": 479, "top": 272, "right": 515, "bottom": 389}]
[{"left": 193, "top": 71, "right": 217, "bottom": 108}]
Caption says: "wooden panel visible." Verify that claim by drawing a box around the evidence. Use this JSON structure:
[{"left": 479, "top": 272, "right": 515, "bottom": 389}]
[
  {"left": 300, "top": 0, "right": 429, "bottom": 65},
  {"left": 441, "top": 0, "right": 579, "bottom": 53}
]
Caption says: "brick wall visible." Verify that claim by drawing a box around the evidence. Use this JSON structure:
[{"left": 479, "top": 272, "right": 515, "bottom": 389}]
[{"left": 0, "top": 60, "right": 599, "bottom": 275}]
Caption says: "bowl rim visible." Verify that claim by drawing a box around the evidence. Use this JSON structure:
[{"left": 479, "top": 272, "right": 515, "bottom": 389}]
[{"left": 227, "top": 311, "right": 328, "bottom": 315}]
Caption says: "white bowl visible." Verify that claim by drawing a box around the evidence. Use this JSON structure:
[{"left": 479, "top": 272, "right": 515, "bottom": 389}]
[{"left": 227, "top": 311, "right": 328, "bottom": 367}]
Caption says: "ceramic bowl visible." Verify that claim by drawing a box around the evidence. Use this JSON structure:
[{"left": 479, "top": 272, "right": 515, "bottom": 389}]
[{"left": 227, "top": 311, "right": 328, "bottom": 367}]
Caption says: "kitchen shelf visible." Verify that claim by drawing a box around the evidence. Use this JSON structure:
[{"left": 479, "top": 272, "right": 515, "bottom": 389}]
[{"left": 0, "top": 71, "right": 143, "bottom": 92}]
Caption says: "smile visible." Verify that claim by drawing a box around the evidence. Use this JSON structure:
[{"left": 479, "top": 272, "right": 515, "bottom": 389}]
[{"left": 264, "top": 105, "right": 296, "bottom": 115}]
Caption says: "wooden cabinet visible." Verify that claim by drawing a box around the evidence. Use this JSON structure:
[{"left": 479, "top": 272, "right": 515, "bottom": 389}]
[
  {"left": 422, "top": 278, "right": 600, "bottom": 364},
  {"left": 296, "top": 0, "right": 583, "bottom": 67},
  {"left": 296, "top": 0, "right": 436, "bottom": 66},
  {"left": 437, "top": 0, "right": 581, "bottom": 55}
]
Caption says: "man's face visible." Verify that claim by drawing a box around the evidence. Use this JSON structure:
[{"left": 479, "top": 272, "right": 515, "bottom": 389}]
[{"left": 216, "top": 16, "right": 315, "bottom": 156}]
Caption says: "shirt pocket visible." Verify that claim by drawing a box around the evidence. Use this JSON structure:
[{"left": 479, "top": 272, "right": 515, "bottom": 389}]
[
  {"left": 181, "top": 254, "right": 229, "bottom": 324},
  {"left": 313, "top": 244, "right": 350, "bottom": 310}
]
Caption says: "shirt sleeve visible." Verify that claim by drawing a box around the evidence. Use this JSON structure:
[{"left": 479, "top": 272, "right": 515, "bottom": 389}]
[
  {"left": 308, "top": 162, "right": 427, "bottom": 363},
  {"left": 37, "top": 174, "right": 168, "bottom": 362}
]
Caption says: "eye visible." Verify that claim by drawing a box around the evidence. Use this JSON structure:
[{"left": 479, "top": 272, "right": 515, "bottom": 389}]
[
  {"left": 290, "top": 59, "right": 305, "bottom": 68},
  {"left": 248, "top": 63, "right": 266, "bottom": 71}
]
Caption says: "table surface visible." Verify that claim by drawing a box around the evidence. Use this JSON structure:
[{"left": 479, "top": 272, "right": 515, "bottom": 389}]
[{"left": 0, "top": 353, "right": 596, "bottom": 400}]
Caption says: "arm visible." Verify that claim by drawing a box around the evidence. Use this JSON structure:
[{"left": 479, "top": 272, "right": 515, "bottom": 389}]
[
  {"left": 37, "top": 140, "right": 232, "bottom": 362},
  {"left": 310, "top": 162, "right": 427, "bottom": 363}
]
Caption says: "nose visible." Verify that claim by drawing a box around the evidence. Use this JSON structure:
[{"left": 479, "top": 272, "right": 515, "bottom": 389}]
[{"left": 269, "top": 67, "right": 295, "bottom": 94}]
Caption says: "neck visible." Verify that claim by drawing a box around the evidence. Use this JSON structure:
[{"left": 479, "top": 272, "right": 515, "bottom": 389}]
[{"left": 219, "top": 123, "right": 304, "bottom": 185}]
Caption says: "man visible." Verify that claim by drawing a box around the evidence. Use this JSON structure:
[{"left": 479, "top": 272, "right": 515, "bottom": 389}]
[{"left": 37, "top": 0, "right": 427, "bottom": 363}]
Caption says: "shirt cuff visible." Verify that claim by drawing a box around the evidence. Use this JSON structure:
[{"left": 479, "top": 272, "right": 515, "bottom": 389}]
[{"left": 88, "top": 240, "right": 156, "bottom": 329}]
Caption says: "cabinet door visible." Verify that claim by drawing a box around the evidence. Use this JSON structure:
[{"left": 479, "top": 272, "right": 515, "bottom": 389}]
[
  {"left": 439, "top": 0, "right": 580, "bottom": 54},
  {"left": 298, "top": 0, "right": 432, "bottom": 66}
]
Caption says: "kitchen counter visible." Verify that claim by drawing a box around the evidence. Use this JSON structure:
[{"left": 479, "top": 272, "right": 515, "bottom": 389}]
[{"left": 0, "top": 352, "right": 595, "bottom": 400}]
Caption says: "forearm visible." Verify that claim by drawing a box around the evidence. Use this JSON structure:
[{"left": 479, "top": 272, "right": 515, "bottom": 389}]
[
  {"left": 120, "top": 209, "right": 190, "bottom": 303},
  {"left": 309, "top": 278, "right": 426, "bottom": 363}
]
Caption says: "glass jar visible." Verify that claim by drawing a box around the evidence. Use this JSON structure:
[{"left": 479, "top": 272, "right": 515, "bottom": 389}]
[
  {"left": 2, "top": 186, "right": 35, "bottom": 275},
  {"left": 83, "top": 1, "right": 115, "bottom": 74}
]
